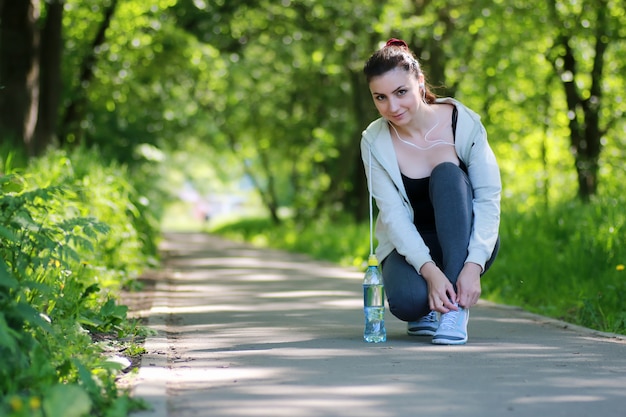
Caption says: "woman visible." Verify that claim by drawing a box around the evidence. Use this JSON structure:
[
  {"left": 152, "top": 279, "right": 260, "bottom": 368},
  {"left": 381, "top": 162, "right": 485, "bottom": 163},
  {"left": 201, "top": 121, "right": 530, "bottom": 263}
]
[{"left": 360, "top": 39, "right": 501, "bottom": 345}]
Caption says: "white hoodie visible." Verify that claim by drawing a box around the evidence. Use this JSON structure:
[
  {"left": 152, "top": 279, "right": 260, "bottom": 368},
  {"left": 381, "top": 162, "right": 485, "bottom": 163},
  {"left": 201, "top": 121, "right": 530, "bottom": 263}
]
[{"left": 360, "top": 97, "right": 501, "bottom": 272}]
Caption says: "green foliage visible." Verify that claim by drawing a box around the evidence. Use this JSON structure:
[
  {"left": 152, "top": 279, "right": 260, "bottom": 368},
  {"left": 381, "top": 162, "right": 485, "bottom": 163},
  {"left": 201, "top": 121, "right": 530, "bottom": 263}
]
[
  {"left": 62, "top": 0, "right": 202, "bottom": 162},
  {"left": 43, "top": 384, "right": 92, "bottom": 417},
  {"left": 24, "top": 148, "right": 161, "bottom": 283},
  {"left": 5, "top": 0, "right": 622, "bottom": 223},
  {"left": 4, "top": 0, "right": 626, "bottom": 217},
  {"left": 0, "top": 148, "right": 159, "bottom": 417},
  {"left": 151, "top": 0, "right": 625, "bottom": 222},
  {"left": 181, "top": 1, "right": 384, "bottom": 221}
]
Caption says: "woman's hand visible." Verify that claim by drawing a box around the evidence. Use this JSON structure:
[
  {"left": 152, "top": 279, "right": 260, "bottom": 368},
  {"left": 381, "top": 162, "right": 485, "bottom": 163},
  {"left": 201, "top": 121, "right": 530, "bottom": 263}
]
[
  {"left": 456, "top": 262, "right": 482, "bottom": 308},
  {"left": 420, "top": 262, "right": 458, "bottom": 313}
]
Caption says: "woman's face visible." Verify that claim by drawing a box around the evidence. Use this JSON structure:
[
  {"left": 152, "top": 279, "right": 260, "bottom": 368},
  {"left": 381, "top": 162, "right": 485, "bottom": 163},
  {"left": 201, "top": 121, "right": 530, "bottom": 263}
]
[{"left": 369, "top": 67, "right": 422, "bottom": 126}]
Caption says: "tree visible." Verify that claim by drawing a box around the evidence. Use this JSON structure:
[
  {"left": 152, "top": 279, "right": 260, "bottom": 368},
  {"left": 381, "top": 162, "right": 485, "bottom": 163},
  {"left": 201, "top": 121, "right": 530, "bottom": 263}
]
[
  {"left": 545, "top": 0, "right": 625, "bottom": 201},
  {"left": 32, "top": 0, "right": 64, "bottom": 156},
  {"left": 0, "top": 0, "right": 40, "bottom": 154}
]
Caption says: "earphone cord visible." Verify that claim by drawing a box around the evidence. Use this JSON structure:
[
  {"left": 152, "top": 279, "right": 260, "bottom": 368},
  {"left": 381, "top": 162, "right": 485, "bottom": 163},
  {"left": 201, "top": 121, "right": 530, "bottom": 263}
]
[{"left": 388, "top": 120, "right": 452, "bottom": 151}]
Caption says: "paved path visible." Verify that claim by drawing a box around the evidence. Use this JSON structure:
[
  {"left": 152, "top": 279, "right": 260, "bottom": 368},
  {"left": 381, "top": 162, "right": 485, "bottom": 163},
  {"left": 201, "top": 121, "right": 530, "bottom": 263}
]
[{"left": 131, "top": 232, "right": 626, "bottom": 417}]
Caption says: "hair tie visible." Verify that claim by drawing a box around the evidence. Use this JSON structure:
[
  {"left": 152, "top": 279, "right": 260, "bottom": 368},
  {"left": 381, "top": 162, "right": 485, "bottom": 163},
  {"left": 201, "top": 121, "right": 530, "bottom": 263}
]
[{"left": 385, "top": 38, "right": 408, "bottom": 48}]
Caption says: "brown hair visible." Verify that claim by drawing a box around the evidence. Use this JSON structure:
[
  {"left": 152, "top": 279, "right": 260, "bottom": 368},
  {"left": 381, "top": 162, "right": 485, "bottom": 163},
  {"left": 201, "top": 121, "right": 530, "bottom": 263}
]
[{"left": 363, "top": 39, "right": 437, "bottom": 104}]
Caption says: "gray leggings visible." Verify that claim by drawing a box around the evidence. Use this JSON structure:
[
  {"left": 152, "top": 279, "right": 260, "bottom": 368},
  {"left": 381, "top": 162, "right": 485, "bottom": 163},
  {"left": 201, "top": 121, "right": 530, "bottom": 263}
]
[{"left": 381, "top": 162, "right": 499, "bottom": 322}]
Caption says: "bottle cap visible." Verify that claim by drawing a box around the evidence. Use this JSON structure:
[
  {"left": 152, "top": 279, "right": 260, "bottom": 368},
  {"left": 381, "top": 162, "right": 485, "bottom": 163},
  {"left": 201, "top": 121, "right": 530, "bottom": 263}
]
[{"left": 368, "top": 254, "right": 379, "bottom": 267}]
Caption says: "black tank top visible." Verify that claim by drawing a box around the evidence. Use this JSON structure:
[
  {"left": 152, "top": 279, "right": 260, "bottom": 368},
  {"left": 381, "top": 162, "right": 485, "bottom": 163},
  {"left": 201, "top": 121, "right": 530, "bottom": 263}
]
[{"left": 402, "top": 174, "right": 436, "bottom": 233}]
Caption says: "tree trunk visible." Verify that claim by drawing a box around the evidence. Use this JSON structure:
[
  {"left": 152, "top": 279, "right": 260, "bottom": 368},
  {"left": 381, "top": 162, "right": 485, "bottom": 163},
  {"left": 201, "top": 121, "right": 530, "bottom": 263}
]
[
  {"left": 32, "top": 0, "right": 64, "bottom": 156},
  {"left": 0, "top": 0, "right": 40, "bottom": 153},
  {"left": 258, "top": 150, "right": 281, "bottom": 225},
  {"left": 225, "top": 132, "right": 281, "bottom": 225},
  {"left": 547, "top": 0, "right": 608, "bottom": 202}
]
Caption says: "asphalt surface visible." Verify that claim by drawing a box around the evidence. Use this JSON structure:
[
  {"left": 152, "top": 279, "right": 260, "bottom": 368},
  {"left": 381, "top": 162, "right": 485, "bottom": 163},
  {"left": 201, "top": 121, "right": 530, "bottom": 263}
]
[{"left": 131, "top": 232, "right": 626, "bottom": 417}]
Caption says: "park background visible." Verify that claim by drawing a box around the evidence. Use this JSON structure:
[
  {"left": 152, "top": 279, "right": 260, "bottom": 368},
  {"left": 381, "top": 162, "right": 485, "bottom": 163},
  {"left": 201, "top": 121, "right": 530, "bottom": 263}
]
[{"left": 1, "top": 1, "right": 625, "bottom": 416}]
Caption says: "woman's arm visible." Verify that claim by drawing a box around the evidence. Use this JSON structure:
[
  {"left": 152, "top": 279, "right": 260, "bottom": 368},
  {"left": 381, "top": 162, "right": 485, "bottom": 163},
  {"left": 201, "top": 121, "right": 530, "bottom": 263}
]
[{"left": 360, "top": 136, "right": 433, "bottom": 273}]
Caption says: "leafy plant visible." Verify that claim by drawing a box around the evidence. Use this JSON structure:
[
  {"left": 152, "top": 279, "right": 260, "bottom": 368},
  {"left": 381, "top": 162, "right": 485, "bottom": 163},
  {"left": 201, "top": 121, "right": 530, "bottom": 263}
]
[{"left": 0, "top": 148, "right": 160, "bottom": 417}]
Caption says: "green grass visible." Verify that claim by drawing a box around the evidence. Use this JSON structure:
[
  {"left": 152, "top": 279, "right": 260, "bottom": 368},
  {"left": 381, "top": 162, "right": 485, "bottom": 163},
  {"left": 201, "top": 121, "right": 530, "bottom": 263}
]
[
  {"left": 211, "top": 216, "right": 372, "bottom": 268},
  {"left": 485, "top": 197, "right": 626, "bottom": 334},
  {"left": 210, "top": 197, "right": 626, "bottom": 336}
]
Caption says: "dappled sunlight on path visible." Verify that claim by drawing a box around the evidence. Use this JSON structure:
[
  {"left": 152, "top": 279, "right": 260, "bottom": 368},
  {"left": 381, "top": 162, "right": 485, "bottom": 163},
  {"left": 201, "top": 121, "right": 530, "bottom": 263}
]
[{"left": 132, "top": 232, "right": 626, "bottom": 417}]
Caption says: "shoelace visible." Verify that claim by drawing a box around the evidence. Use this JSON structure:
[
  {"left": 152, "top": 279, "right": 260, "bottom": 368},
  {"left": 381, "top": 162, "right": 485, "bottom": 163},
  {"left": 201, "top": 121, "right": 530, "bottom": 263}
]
[
  {"left": 423, "top": 311, "right": 438, "bottom": 323},
  {"left": 438, "top": 308, "right": 461, "bottom": 330}
]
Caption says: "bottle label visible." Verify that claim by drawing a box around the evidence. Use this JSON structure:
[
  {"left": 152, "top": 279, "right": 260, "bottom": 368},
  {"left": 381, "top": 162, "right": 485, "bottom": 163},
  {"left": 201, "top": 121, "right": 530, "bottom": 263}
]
[{"left": 363, "top": 285, "right": 384, "bottom": 307}]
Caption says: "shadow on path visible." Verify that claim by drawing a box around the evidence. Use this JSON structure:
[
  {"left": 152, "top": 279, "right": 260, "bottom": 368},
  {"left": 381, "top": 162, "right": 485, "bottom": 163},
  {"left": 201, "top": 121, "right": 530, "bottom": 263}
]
[{"left": 132, "top": 232, "right": 626, "bottom": 417}]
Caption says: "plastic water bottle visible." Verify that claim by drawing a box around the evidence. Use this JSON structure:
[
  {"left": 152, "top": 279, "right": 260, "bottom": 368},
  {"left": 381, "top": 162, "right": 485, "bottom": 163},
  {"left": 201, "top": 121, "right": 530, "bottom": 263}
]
[{"left": 363, "top": 255, "right": 386, "bottom": 343}]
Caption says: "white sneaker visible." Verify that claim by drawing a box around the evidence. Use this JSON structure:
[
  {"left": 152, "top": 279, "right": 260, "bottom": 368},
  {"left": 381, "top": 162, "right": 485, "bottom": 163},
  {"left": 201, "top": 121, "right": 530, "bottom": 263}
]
[
  {"left": 407, "top": 311, "right": 439, "bottom": 336},
  {"left": 432, "top": 305, "right": 469, "bottom": 345}
]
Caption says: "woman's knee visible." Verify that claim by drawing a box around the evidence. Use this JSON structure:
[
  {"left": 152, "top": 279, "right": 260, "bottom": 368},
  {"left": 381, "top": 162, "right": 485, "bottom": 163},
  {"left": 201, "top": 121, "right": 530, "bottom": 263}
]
[
  {"left": 388, "top": 299, "right": 429, "bottom": 322},
  {"left": 430, "top": 161, "right": 472, "bottom": 206},
  {"left": 431, "top": 161, "right": 463, "bottom": 178},
  {"left": 382, "top": 251, "right": 429, "bottom": 321},
  {"left": 385, "top": 284, "right": 429, "bottom": 321}
]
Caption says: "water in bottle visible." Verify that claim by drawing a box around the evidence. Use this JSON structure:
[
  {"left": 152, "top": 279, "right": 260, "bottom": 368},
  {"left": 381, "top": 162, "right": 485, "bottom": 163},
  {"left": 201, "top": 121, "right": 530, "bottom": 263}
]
[{"left": 363, "top": 255, "right": 386, "bottom": 343}]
